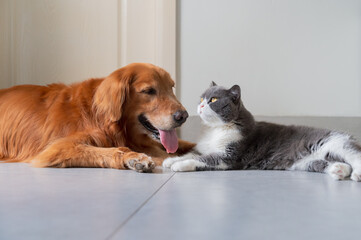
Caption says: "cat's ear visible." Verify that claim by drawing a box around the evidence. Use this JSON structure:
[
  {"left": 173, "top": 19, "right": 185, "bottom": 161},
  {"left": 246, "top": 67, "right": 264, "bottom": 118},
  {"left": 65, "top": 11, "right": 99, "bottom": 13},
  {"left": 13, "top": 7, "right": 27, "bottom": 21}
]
[
  {"left": 210, "top": 81, "right": 217, "bottom": 87},
  {"left": 229, "top": 85, "right": 241, "bottom": 104}
]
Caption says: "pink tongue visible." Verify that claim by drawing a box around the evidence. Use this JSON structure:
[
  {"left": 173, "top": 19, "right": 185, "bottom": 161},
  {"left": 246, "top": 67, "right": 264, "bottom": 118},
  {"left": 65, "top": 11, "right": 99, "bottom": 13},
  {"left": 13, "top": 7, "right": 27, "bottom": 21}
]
[{"left": 158, "top": 129, "right": 178, "bottom": 153}]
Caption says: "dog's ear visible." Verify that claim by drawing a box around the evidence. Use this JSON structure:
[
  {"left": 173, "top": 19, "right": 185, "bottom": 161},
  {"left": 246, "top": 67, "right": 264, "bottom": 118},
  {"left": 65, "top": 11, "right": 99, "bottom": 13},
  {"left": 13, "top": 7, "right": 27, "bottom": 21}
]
[{"left": 93, "top": 69, "right": 132, "bottom": 122}]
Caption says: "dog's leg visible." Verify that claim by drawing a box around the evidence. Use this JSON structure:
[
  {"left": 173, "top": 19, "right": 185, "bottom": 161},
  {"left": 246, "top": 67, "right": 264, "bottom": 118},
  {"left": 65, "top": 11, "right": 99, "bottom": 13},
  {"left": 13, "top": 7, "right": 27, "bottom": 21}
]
[
  {"left": 31, "top": 134, "right": 155, "bottom": 172},
  {"left": 177, "top": 140, "right": 196, "bottom": 155}
]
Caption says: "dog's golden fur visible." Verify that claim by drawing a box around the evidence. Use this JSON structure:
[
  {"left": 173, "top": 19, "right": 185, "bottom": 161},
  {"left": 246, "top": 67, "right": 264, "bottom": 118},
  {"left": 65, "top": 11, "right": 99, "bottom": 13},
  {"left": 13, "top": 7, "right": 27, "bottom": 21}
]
[{"left": 0, "top": 63, "right": 194, "bottom": 172}]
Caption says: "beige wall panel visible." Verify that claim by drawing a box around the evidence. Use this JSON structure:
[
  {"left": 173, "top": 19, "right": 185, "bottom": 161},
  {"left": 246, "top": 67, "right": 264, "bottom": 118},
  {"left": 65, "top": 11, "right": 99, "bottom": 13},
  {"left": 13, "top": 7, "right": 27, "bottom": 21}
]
[
  {"left": 3, "top": 0, "right": 118, "bottom": 86},
  {"left": 119, "top": 0, "right": 176, "bottom": 80},
  {"left": 0, "top": 0, "right": 12, "bottom": 89},
  {"left": 1, "top": 0, "right": 176, "bottom": 88}
]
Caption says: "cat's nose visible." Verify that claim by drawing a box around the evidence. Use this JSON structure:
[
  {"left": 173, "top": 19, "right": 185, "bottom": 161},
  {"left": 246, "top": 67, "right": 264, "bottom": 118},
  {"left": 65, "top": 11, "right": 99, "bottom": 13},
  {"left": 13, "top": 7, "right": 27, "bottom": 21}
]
[{"left": 173, "top": 110, "right": 188, "bottom": 125}]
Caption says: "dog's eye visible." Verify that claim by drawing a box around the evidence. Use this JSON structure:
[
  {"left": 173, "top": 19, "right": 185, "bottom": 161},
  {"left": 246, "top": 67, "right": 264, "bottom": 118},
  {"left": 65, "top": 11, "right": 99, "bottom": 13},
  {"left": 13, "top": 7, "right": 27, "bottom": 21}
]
[
  {"left": 211, "top": 97, "right": 218, "bottom": 103},
  {"left": 141, "top": 88, "right": 157, "bottom": 95}
]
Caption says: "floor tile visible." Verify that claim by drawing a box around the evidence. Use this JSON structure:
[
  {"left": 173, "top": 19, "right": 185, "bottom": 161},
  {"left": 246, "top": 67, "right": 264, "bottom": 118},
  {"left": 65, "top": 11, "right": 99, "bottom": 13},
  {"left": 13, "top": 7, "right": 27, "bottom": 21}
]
[
  {"left": 116, "top": 170, "right": 361, "bottom": 240},
  {"left": 0, "top": 164, "right": 173, "bottom": 240}
]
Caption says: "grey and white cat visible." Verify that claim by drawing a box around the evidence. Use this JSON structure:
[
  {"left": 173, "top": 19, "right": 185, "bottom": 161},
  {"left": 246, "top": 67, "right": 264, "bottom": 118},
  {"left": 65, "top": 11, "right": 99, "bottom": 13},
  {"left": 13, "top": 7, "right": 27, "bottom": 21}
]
[{"left": 163, "top": 82, "right": 361, "bottom": 181}]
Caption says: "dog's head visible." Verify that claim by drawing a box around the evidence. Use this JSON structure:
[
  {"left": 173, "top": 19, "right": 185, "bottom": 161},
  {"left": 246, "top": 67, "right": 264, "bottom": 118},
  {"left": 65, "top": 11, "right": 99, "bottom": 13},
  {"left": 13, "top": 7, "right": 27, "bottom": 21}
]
[{"left": 93, "top": 63, "right": 188, "bottom": 153}]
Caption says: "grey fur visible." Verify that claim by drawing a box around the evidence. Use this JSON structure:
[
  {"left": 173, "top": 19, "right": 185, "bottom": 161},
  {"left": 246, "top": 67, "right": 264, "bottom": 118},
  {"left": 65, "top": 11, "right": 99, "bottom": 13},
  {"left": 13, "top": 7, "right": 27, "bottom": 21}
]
[
  {"left": 192, "top": 84, "right": 361, "bottom": 174},
  {"left": 307, "top": 160, "right": 329, "bottom": 172}
]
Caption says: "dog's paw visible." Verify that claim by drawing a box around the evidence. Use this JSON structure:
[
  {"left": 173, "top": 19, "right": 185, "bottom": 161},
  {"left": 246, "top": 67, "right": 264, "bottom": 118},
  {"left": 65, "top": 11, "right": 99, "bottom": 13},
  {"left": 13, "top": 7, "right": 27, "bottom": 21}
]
[
  {"left": 327, "top": 162, "right": 352, "bottom": 180},
  {"left": 162, "top": 156, "right": 182, "bottom": 168},
  {"left": 170, "top": 159, "right": 205, "bottom": 172},
  {"left": 351, "top": 168, "right": 361, "bottom": 182},
  {"left": 124, "top": 153, "right": 155, "bottom": 173}
]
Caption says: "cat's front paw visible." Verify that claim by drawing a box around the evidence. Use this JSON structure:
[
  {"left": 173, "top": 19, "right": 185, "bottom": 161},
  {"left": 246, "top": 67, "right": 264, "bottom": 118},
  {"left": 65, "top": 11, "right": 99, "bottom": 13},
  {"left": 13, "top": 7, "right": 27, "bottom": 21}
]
[
  {"left": 351, "top": 168, "right": 361, "bottom": 182},
  {"left": 327, "top": 162, "right": 352, "bottom": 180},
  {"left": 163, "top": 153, "right": 195, "bottom": 168},
  {"left": 171, "top": 159, "right": 205, "bottom": 172},
  {"left": 162, "top": 157, "right": 181, "bottom": 168}
]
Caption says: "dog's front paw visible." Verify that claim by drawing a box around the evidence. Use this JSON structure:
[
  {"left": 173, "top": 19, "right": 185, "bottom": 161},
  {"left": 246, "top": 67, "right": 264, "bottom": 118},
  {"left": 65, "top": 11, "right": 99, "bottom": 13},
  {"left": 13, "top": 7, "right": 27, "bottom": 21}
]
[
  {"left": 124, "top": 153, "right": 155, "bottom": 173},
  {"left": 170, "top": 159, "right": 205, "bottom": 172}
]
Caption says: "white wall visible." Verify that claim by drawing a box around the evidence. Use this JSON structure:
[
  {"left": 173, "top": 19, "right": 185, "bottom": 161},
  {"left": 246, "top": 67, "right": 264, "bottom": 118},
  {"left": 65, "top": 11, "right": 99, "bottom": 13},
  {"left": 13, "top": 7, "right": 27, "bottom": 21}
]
[{"left": 178, "top": 0, "right": 361, "bottom": 117}]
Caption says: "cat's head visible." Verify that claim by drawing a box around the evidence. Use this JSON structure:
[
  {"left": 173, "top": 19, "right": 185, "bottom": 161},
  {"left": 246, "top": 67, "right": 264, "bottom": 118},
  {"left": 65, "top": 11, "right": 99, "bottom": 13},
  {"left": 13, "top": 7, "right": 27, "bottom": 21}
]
[{"left": 197, "top": 82, "right": 241, "bottom": 126}]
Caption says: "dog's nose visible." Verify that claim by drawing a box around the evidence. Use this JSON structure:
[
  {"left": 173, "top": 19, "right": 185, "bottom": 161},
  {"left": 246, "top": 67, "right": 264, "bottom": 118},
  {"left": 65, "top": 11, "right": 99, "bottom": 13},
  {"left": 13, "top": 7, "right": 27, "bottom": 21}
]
[{"left": 173, "top": 110, "right": 188, "bottom": 125}]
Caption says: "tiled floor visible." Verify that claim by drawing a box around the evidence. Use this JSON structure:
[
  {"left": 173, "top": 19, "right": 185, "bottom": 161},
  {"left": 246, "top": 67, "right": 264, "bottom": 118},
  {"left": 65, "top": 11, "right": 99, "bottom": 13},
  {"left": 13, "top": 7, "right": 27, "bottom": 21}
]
[{"left": 1, "top": 117, "right": 361, "bottom": 240}]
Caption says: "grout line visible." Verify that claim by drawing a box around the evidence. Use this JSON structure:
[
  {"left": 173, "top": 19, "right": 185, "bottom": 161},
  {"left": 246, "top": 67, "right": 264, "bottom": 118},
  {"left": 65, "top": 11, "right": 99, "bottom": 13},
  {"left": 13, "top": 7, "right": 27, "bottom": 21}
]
[{"left": 105, "top": 172, "right": 177, "bottom": 240}]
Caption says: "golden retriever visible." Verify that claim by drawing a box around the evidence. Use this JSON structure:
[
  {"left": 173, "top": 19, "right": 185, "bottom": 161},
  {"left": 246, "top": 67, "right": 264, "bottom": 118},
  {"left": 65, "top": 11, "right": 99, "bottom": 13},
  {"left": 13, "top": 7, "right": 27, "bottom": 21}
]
[{"left": 0, "top": 63, "right": 194, "bottom": 172}]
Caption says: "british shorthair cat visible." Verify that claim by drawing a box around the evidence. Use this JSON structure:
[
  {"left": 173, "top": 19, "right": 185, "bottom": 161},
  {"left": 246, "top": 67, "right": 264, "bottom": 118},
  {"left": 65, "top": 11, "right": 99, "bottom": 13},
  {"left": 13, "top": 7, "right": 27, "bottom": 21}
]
[{"left": 163, "top": 82, "right": 361, "bottom": 181}]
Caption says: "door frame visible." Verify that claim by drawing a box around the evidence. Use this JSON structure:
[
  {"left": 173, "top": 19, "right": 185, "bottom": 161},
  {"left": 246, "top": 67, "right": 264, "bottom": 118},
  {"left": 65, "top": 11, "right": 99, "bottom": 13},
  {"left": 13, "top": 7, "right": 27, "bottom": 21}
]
[{"left": 118, "top": 0, "right": 176, "bottom": 80}]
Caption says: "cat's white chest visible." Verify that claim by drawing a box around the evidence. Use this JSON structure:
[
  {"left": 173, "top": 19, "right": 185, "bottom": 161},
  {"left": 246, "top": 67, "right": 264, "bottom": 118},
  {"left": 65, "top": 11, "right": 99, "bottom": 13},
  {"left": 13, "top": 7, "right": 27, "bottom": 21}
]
[{"left": 196, "top": 125, "right": 242, "bottom": 155}]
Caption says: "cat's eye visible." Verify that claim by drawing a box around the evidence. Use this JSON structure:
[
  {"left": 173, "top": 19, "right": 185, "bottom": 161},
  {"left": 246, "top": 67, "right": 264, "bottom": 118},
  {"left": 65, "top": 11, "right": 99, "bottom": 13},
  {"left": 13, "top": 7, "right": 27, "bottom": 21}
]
[
  {"left": 211, "top": 97, "right": 218, "bottom": 103},
  {"left": 200, "top": 97, "right": 204, "bottom": 103}
]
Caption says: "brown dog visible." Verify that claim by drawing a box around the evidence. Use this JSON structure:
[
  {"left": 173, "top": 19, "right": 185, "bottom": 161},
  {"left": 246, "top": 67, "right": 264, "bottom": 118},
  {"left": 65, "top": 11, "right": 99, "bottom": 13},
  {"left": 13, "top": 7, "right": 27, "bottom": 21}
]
[{"left": 0, "top": 63, "right": 194, "bottom": 172}]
